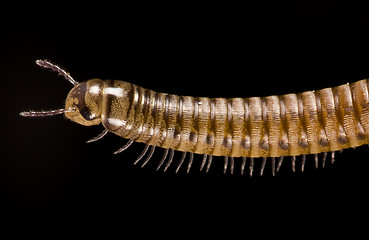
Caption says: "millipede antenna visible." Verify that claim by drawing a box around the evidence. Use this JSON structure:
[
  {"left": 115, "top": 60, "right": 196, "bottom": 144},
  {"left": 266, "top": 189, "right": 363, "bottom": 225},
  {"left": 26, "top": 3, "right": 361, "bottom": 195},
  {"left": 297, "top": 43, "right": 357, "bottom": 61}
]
[
  {"left": 36, "top": 59, "right": 79, "bottom": 86},
  {"left": 20, "top": 108, "right": 75, "bottom": 117}
]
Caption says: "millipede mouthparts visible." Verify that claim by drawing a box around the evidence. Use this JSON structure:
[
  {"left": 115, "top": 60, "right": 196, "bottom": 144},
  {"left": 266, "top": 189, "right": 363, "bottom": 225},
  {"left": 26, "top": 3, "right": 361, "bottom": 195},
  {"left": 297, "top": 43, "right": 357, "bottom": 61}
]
[{"left": 20, "top": 60, "right": 369, "bottom": 176}]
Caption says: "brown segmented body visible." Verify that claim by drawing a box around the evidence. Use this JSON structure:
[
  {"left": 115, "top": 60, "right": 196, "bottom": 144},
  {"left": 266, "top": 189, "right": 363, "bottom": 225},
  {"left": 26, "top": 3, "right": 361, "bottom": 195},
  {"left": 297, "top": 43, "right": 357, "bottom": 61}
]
[
  {"left": 20, "top": 60, "right": 369, "bottom": 175},
  {"left": 97, "top": 79, "right": 369, "bottom": 158}
]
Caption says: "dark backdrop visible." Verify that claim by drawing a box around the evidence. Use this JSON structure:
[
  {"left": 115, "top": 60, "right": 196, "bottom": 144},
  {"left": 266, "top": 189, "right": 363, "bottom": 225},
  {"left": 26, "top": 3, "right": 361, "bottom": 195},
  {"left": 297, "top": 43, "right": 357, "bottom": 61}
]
[{"left": 1, "top": 1, "right": 369, "bottom": 236}]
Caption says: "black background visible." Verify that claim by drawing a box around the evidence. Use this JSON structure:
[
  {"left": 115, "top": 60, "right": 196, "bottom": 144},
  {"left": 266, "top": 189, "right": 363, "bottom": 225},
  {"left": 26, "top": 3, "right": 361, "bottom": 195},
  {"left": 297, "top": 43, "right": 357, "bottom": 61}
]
[{"left": 1, "top": 1, "right": 369, "bottom": 236}]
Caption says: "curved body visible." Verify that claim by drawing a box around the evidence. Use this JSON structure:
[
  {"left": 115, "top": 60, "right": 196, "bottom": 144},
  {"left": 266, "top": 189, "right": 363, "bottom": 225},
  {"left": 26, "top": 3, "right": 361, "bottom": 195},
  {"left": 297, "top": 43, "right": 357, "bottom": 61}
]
[{"left": 95, "top": 79, "right": 369, "bottom": 158}]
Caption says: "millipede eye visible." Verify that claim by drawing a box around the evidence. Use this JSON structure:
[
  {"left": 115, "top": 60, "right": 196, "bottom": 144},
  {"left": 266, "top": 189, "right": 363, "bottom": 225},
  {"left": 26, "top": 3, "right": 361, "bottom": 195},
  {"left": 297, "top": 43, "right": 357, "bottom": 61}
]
[{"left": 79, "top": 107, "right": 94, "bottom": 120}]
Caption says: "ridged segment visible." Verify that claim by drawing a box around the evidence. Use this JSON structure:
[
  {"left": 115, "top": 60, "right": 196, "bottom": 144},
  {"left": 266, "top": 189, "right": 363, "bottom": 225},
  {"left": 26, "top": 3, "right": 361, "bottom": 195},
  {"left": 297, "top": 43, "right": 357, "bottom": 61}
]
[
  {"left": 351, "top": 80, "right": 369, "bottom": 139},
  {"left": 265, "top": 95, "right": 282, "bottom": 157},
  {"left": 334, "top": 84, "right": 357, "bottom": 147},
  {"left": 248, "top": 97, "right": 264, "bottom": 157},
  {"left": 318, "top": 87, "right": 341, "bottom": 151},
  {"left": 300, "top": 91, "right": 320, "bottom": 154},
  {"left": 212, "top": 98, "right": 228, "bottom": 156},
  {"left": 229, "top": 98, "right": 245, "bottom": 157},
  {"left": 194, "top": 97, "right": 211, "bottom": 155},
  {"left": 282, "top": 94, "right": 301, "bottom": 156}
]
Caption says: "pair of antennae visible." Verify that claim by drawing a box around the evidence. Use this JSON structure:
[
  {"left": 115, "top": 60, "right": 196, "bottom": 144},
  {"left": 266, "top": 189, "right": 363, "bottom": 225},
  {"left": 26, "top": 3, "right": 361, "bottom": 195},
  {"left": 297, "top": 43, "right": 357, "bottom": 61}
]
[{"left": 20, "top": 60, "right": 80, "bottom": 118}]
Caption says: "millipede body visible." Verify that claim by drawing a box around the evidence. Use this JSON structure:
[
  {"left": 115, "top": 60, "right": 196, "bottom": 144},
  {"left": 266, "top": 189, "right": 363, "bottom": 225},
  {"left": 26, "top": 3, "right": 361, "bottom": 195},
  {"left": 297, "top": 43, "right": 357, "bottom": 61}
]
[
  {"left": 68, "top": 78, "right": 368, "bottom": 157},
  {"left": 20, "top": 60, "right": 369, "bottom": 175}
]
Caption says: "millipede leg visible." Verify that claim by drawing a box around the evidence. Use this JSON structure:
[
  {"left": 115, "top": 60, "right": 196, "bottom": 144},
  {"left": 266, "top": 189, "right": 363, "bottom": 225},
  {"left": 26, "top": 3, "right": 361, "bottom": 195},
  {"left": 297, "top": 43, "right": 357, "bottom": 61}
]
[
  {"left": 301, "top": 154, "right": 306, "bottom": 172},
  {"left": 164, "top": 149, "right": 175, "bottom": 172},
  {"left": 271, "top": 157, "right": 276, "bottom": 177},
  {"left": 114, "top": 139, "right": 134, "bottom": 155},
  {"left": 250, "top": 157, "right": 254, "bottom": 177},
  {"left": 260, "top": 157, "right": 267, "bottom": 176},
  {"left": 314, "top": 154, "right": 319, "bottom": 169},
  {"left": 200, "top": 154, "right": 208, "bottom": 171},
  {"left": 157, "top": 148, "right": 169, "bottom": 171},
  {"left": 134, "top": 144, "right": 150, "bottom": 165},
  {"left": 86, "top": 129, "right": 109, "bottom": 143},
  {"left": 331, "top": 151, "right": 335, "bottom": 164},
  {"left": 206, "top": 155, "right": 213, "bottom": 173},
  {"left": 223, "top": 156, "right": 229, "bottom": 174},
  {"left": 291, "top": 156, "right": 296, "bottom": 172},
  {"left": 176, "top": 152, "right": 187, "bottom": 173},
  {"left": 141, "top": 145, "right": 156, "bottom": 168},
  {"left": 186, "top": 152, "right": 194, "bottom": 174},
  {"left": 230, "top": 157, "right": 234, "bottom": 175},
  {"left": 276, "top": 156, "right": 283, "bottom": 172},
  {"left": 241, "top": 157, "right": 247, "bottom": 176},
  {"left": 322, "top": 152, "right": 327, "bottom": 168}
]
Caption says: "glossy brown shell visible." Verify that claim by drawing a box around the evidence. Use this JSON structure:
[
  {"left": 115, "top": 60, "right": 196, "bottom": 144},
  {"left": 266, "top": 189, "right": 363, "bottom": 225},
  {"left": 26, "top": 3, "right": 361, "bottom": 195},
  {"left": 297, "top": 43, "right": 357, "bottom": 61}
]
[{"left": 99, "top": 79, "right": 369, "bottom": 158}]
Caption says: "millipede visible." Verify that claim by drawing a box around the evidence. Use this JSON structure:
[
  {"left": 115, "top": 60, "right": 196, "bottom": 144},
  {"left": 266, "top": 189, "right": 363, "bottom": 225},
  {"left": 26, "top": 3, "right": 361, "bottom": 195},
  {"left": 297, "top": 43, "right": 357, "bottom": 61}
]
[{"left": 20, "top": 59, "right": 369, "bottom": 176}]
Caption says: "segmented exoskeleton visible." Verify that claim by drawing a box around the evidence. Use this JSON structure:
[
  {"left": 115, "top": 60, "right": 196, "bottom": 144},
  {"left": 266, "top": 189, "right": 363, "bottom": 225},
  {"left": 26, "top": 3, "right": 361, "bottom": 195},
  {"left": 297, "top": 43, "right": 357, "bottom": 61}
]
[{"left": 21, "top": 60, "right": 369, "bottom": 176}]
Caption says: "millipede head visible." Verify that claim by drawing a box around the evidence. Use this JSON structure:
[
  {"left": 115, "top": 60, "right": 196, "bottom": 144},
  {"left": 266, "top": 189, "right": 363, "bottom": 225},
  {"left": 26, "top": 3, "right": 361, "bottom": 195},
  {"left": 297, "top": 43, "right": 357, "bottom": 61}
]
[
  {"left": 64, "top": 79, "right": 104, "bottom": 126},
  {"left": 20, "top": 60, "right": 104, "bottom": 126}
]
